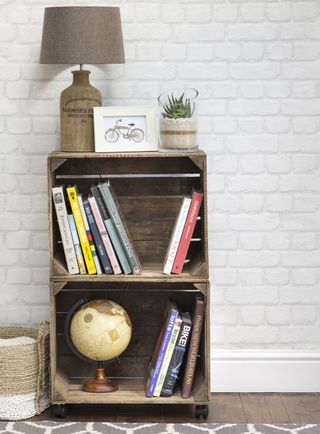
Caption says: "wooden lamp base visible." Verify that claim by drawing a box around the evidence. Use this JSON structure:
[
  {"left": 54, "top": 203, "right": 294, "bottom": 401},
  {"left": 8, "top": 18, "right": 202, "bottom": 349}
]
[{"left": 83, "top": 367, "right": 118, "bottom": 393}]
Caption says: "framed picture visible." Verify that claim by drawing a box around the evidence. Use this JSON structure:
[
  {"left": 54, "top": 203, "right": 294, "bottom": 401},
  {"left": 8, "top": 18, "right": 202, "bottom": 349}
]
[{"left": 94, "top": 106, "right": 158, "bottom": 152}]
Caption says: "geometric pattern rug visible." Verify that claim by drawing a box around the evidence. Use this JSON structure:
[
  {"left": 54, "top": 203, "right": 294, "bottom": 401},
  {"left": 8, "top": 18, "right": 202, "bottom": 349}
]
[{"left": 0, "top": 423, "right": 319, "bottom": 434}]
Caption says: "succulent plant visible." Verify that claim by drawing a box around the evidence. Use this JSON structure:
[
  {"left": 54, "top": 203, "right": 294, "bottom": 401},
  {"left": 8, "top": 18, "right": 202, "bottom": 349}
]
[{"left": 161, "top": 93, "right": 194, "bottom": 119}]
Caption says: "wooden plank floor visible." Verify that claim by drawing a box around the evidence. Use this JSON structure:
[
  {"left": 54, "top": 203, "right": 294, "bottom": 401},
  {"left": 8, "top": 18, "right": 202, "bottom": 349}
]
[{"left": 34, "top": 393, "right": 320, "bottom": 423}]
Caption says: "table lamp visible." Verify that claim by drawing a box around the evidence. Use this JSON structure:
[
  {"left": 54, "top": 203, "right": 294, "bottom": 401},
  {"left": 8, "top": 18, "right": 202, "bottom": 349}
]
[{"left": 40, "top": 6, "right": 125, "bottom": 152}]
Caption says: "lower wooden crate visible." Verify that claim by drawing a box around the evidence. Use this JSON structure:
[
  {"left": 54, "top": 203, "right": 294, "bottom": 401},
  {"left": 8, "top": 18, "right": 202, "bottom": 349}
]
[{"left": 50, "top": 282, "right": 210, "bottom": 406}]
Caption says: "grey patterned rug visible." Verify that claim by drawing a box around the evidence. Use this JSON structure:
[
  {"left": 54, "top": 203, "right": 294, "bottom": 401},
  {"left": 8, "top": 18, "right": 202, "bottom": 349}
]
[{"left": 0, "top": 423, "right": 319, "bottom": 434}]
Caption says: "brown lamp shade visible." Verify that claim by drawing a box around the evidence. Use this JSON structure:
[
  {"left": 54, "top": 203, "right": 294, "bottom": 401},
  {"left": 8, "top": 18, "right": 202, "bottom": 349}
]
[{"left": 40, "top": 6, "right": 125, "bottom": 65}]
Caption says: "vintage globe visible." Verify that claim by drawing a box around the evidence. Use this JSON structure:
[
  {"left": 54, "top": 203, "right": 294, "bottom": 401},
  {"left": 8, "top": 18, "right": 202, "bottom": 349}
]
[{"left": 70, "top": 299, "right": 132, "bottom": 362}]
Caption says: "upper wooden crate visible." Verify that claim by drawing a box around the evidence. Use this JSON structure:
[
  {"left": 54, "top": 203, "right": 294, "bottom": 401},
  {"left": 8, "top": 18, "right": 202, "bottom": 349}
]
[{"left": 48, "top": 151, "right": 209, "bottom": 282}]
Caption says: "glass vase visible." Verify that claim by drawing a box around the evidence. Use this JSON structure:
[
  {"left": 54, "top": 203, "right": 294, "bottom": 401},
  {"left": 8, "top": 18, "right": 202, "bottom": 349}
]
[{"left": 158, "top": 88, "right": 198, "bottom": 152}]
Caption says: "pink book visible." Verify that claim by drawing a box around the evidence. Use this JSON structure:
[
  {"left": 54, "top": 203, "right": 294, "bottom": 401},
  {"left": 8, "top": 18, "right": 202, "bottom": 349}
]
[
  {"left": 172, "top": 191, "right": 203, "bottom": 274},
  {"left": 88, "top": 196, "right": 122, "bottom": 275}
]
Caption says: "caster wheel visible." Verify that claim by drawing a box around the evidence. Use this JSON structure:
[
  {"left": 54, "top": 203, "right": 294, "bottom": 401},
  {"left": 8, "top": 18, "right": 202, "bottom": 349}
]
[
  {"left": 52, "top": 404, "right": 68, "bottom": 418},
  {"left": 195, "top": 404, "right": 209, "bottom": 419}
]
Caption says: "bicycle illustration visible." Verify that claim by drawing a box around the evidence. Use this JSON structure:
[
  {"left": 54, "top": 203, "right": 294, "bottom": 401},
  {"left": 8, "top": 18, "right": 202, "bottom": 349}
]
[{"left": 104, "top": 119, "right": 145, "bottom": 143}]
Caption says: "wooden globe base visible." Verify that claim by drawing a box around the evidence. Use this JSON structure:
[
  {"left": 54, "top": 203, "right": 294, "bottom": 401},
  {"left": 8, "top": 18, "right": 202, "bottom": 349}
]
[{"left": 82, "top": 368, "right": 118, "bottom": 393}]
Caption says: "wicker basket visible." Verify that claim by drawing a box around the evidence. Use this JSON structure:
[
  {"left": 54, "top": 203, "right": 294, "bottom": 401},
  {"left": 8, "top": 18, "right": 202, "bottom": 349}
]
[{"left": 0, "top": 321, "right": 50, "bottom": 420}]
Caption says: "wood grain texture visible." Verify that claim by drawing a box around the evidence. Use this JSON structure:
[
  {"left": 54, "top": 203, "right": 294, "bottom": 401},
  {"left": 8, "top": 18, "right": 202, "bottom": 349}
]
[
  {"left": 53, "top": 378, "right": 198, "bottom": 405},
  {"left": 32, "top": 393, "right": 320, "bottom": 423},
  {"left": 48, "top": 152, "right": 210, "bottom": 409},
  {"left": 264, "top": 394, "right": 291, "bottom": 423},
  {"left": 241, "top": 393, "right": 272, "bottom": 423},
  {"left": 211, "top": 393, "right": 247, "bottom": 423},
  {"left": 48, "top": 152, "right": 208, "bottom": 280},
  {"left": 240, "top": 393, "right": 292, "bottom": 423},
  {"left": 281, "top": 393, "right": 320, "bottom": 424}
]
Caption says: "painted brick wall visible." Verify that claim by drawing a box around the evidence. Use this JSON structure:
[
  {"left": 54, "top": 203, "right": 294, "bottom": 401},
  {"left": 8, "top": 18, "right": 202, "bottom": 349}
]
[{"left": 0, "top": 0, "right": 320, "bottom": 351}]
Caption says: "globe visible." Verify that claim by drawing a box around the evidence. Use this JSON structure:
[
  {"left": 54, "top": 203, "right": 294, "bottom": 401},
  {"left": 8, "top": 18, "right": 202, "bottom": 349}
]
[{"left": 70, "top": 299, "right": 132, "bottom": 362}]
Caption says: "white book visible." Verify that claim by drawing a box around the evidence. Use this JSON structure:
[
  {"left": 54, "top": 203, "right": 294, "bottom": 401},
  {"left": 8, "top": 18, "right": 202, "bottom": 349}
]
[
  {"left": 52, "top": 186, "right": 79, "bottom": 275},
  {"left": 163, "top": 196, "right": 192, "bottom": 274},
  {"left": 78, "top": 194, "right": 102, "bottom": 275},
  {"left": 153, "top": 314, "right": 182, "bottom": 397},
  {"left": 68, "top": 214, "right": 86, "bottom": 275}
]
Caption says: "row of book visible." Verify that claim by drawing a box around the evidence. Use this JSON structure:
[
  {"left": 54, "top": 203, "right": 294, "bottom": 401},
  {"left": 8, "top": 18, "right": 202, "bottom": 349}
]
[
  {"left": 52, "top": 182, "right": 142, "bottom": 275},
  {"left": 53, "top": 181, "right": 203, "bottom": 276},
  {"left": 163, "top": 191, "right": 203, "bottom": 275},
  {"left": 144, "top": 296, "right": 204, "bottom": 398}
]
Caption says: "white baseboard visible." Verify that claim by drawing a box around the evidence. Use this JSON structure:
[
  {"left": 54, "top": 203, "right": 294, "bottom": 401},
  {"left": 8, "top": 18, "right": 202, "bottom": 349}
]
[{"left": 211, "top": 350, "right": 320, "bottom": 392}]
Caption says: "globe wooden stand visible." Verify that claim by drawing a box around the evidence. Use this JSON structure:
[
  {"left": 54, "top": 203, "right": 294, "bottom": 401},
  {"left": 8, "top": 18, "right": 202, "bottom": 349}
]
[{"left": 83, "top": 363, "right": 118, "bottom": 393}]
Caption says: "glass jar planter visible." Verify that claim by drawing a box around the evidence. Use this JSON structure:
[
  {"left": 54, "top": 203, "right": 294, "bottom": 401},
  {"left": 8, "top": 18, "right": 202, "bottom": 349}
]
[{"left": 158, "top": 88, "right": 198, "bottom": 152}]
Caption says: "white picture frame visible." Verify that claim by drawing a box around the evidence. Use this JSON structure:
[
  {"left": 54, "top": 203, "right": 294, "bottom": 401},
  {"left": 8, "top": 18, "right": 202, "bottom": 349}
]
[{"left": 94, "top": 106, "right": 158, "bottom": 153}]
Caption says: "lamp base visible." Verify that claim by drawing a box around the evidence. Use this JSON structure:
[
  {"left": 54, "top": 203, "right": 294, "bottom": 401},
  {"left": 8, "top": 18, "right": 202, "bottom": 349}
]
[
  {"left": 60, "top": 69, "right": 101, "bottom": 152},
  {"left": 82, "top": 368, "right": 118, "bottom": 393}
]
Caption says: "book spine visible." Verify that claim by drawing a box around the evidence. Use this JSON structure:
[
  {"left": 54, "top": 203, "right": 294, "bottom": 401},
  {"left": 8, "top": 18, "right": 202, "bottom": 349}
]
[
  {"left": 172, "top": 192, "right": 203, "bottom": 274},
  {"left": 163, "top": 197, "right": 192, "bottom": 275},
  {"left": 66, "top": 186, "right": 96, "bottom": 275},
  {"left": 91, "top": 186, "right": 109, "bottom": 220},
  {"left": 91, "top": 185, "right": 131, "bottom": 274},
  {"left": 67, "top": 214, "right": 86, "bottom": 275},
  {"left": 181, "top": 299, "right": 205, "bottom": 399},
  {"left": 153, "top": 315, "right": 182, "bottom": 397},
  {"left": 146, "top": 307, "right": 179, "bottom": 397},
  {"left": 104, "top": 218, "right": 132, "bottom": 275},
  {"left": 82, "top": 198, "right": 112, "bottom": 275},
  {"left": 51, "top": 186, "right": 79, "bottom": 275},
  {"left": 98, "top": 182, "right": 141, "bottom": 274},
  {"left": 144, "top": 310, "right": 167, "bottom": 395},
  {"left": 88, "top": 196, "right": 121, "bottom": 275},
  {"left": 161, "top": 313, "right": 192, "bottom": 397},
  {"left": 78, "top": 194, "right": 102, "bottom": 275}
]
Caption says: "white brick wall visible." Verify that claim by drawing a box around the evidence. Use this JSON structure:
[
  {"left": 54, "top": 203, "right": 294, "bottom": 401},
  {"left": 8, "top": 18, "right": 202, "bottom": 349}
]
[{"left": 0, "top": 0, "right": 320, "bottom": 354}]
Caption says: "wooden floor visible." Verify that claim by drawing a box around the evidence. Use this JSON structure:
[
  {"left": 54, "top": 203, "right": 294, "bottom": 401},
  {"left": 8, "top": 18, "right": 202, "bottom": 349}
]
[{"left": 36, "top": 393, "right": 320, "bottom": 423}]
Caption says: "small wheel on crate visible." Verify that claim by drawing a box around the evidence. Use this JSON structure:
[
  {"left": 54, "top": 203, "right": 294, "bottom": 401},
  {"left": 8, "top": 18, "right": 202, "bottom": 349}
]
[
  {"left": 195, "top": 404, "right": 209, "bottom": 419},
  {"left": 52, "top": 404, "right": 69, "bottom": 418}
]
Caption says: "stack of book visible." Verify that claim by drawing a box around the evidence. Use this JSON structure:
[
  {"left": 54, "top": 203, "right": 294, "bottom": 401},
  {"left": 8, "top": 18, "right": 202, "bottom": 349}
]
[
  {"left": 163, "top": 190, "right": 203, "bottom": 275},
  {"left": 144, "top": 297, "right": 204, "bottom": 398},
  {"left": 52, "top": 181, "right": 142, "bottom": 275}
]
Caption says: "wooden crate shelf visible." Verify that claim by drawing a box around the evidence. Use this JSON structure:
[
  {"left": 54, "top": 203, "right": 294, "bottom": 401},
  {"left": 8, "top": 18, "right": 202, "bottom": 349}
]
[
  {"left": 51, "top": 256, "right": 207, "bottom": 283},
  {"left": 48, "top": 151, "right": 209, "bottom": 281},
  {"left": 53, "top": 374, "right": 208, "bottom": 405},
  {"left": 48, "top": 151, "right": 210, "bottom": 417}
]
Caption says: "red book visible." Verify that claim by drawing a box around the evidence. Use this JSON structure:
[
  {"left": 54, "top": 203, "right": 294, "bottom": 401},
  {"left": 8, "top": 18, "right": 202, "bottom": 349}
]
[{"left": 172, "top": 191, "right": 203, "bottom": 274}]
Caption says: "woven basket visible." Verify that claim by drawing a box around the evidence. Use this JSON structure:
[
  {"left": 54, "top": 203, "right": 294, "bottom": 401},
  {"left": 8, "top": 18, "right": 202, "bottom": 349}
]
[{"left": 0, "top": 321, "right": 50, "bottom": 420}]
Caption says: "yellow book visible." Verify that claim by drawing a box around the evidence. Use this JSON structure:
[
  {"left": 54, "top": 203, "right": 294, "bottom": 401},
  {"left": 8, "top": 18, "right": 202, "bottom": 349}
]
[{"left": 66, "top": 186, "right": 96, "bottom": 275}]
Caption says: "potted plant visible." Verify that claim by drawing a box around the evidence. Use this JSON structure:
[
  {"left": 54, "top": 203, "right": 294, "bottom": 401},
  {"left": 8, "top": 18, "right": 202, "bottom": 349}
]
[{"left": 158, "top": 88, "right": 199, "bottom": 152}]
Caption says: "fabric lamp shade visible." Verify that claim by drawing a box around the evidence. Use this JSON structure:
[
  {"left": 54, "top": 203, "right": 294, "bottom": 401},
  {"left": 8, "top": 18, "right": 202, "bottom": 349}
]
[{"left": 40, "top": 6, "right": 125, "bottom": 65}]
